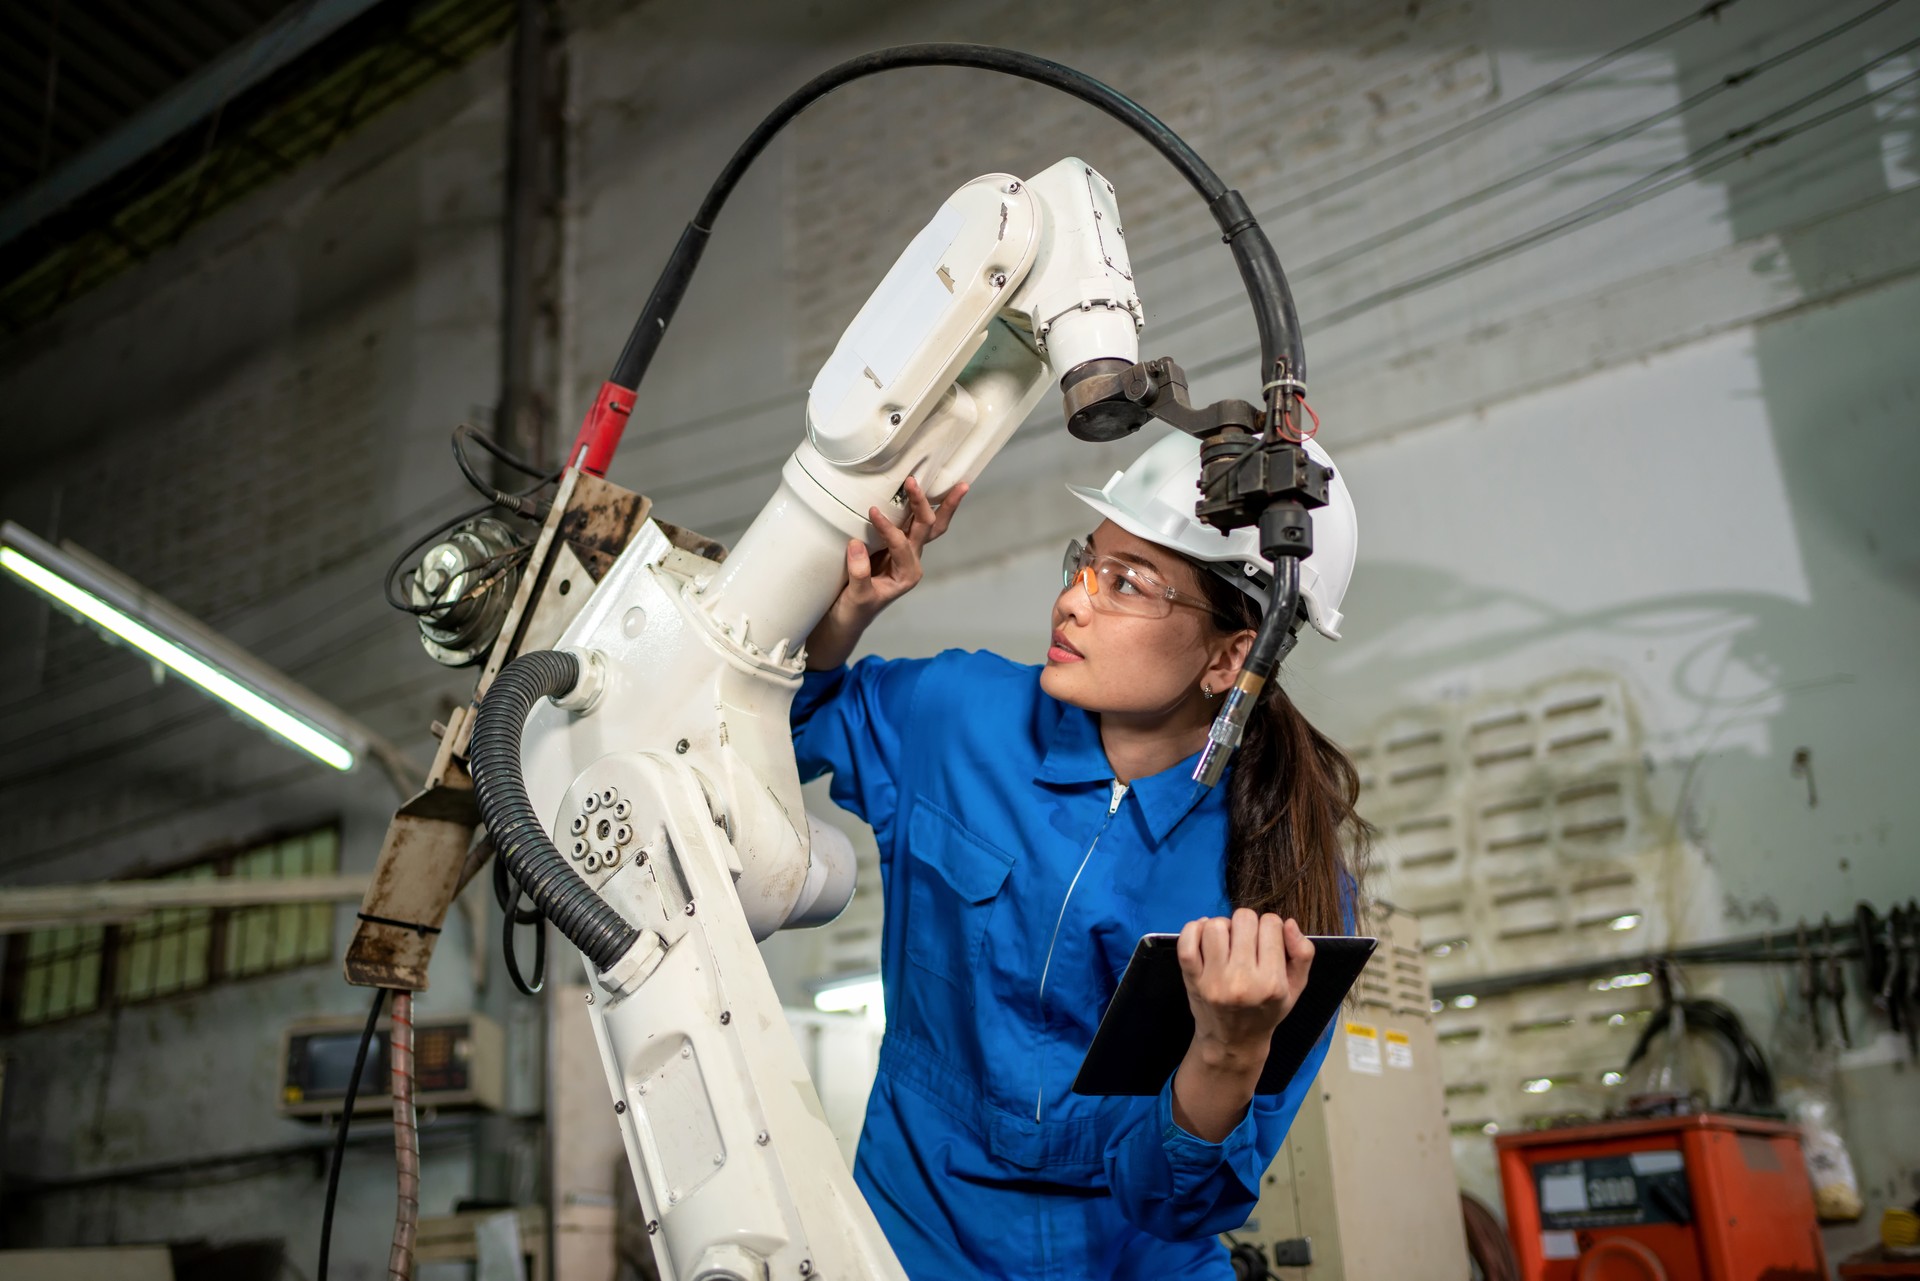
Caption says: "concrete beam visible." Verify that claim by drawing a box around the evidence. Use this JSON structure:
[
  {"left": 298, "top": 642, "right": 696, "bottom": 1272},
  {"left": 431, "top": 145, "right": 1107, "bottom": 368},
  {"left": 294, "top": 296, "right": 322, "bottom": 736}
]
[
  {"left": 0, "top": 873, "right": 371, "bottom": 932},
  {"left": 0, "top": 0, "right": 390, "bottom": 252}
]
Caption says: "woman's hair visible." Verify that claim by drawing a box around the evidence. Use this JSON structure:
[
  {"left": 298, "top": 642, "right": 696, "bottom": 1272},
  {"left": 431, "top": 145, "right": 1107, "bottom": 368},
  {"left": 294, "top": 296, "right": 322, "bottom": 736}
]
[{"left": 1190, "top": 565, "right": 1373, "bottom": 936}]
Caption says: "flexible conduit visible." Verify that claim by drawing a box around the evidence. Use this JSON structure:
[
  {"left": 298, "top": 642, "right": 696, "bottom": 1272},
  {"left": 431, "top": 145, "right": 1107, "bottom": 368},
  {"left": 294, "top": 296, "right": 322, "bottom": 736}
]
[{"left": 470, "top": 650, "right": 640, "bottom": 969}]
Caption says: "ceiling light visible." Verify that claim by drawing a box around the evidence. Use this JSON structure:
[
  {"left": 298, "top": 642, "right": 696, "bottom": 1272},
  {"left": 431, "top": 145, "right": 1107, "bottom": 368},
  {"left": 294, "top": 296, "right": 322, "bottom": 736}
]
[
  {"left": 2, "top": 521, "right": 385, "bottom": 775},
  {"left": 812, "top": 972, "right": 884, "bottom": 1015}
]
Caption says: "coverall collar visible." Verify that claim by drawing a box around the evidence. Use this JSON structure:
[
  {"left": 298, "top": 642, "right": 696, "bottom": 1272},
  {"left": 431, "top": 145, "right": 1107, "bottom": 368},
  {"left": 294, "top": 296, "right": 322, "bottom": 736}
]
[{"left": 1035, "top": 698, "right": 1215, "bottom": 843}]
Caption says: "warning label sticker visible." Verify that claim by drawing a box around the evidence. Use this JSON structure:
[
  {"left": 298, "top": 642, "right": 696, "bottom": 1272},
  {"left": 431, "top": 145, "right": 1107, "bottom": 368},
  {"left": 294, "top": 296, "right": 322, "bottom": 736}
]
[
  {"left": 1384, "top": 1028, "right": 1413, "bottom": 1070},
  {"left": 1345, "top": 1021, "right": 1382, "bottom": 1075}
]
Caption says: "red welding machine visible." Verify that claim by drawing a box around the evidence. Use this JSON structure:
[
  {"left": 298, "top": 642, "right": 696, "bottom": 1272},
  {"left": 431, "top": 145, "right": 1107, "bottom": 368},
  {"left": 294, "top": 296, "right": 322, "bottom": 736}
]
[{"left": 1496, "top": 1113, "right": 1828, "bottom": 1280}]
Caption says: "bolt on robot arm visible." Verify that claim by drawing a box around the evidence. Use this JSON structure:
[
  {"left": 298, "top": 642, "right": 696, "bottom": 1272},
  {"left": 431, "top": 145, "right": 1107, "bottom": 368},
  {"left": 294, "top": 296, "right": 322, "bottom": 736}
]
[{"left": 474, "top": 158, "right": 1141, "bottom": 1281}]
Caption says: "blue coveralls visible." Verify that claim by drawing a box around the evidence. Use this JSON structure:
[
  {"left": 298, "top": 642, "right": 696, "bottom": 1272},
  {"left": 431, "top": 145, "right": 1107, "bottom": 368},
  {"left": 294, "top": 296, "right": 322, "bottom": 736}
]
[{"left": 791, "top": 649, "right": 1333, "bottom": 1280}]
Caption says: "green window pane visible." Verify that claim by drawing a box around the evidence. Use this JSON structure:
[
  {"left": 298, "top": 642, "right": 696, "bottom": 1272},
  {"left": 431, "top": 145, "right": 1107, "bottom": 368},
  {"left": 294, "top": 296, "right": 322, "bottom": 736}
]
[
  {"left": 313, "top": 829, "right": 339, "bottom": 875},
  {"left": 73, "top": 950, "right": 102, "bottom": 1014},
  {"left": 20, "top": 963, "right": 48, "bottom": 1024},
  {"left": 302, "top": 902, "right": 335, "bottom": 963},
  {"left": 182, "top": 920, "right": 212, "bottom": 988},
  {"left": 270, "top": 905, "right": 302, "bottom": 968},
  {"left": 121, "top": 930, "right": 156, "bottom": 1001},
  {"left": 45, "top": 957, "right": 75, "bottom": 1019},
  {"left": 154, "top": 926, "right": 184, "bottom": 993}
]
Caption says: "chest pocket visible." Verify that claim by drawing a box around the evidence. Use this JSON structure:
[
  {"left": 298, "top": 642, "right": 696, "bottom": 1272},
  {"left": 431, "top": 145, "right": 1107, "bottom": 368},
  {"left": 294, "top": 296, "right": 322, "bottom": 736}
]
[{"left": 904, "top": 800, "right": 1015, "bottom": 992}]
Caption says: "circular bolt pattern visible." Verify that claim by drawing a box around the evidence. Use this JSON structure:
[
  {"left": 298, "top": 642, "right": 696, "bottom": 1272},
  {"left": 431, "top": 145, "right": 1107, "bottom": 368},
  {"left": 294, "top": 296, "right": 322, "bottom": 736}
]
[
  {"left": 599, "top": 787, "right": 617, "bottom": 807},
  {"left": 596, "top": 818, "right": 612, "bottom": 840},
  {"left": 613, "top": 823, "right": 633, "bottom": 845},
  {"left": 603, "top": 848, "right": 621, "bottom": 867},
  {"left": 613, "top": 799, "right": 632, "bottom": 820},
  {"left": 584, "top": 853, "right": 601, "bottom": 872},
  {"left": 571, "top": 839, "right": 587, "bottom": 859},
  {"left": 570, "top": 814, "right": 587, "bottom": 835},
  {"left": 582, "top": 793, "right": 600, "bottom": 813}
]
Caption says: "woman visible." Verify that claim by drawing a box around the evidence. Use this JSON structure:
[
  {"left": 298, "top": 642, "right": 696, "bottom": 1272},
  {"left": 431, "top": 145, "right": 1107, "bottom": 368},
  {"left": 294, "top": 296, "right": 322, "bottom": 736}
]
[{"left": 792, "top": 431, "right": 1369, "bottom": 1280}]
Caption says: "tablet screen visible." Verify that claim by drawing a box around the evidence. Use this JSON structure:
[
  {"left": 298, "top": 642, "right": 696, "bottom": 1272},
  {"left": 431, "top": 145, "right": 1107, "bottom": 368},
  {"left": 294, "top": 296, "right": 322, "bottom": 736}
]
[{"left": 1071, "top": 933, "right": 1377, "bottom": 1096}]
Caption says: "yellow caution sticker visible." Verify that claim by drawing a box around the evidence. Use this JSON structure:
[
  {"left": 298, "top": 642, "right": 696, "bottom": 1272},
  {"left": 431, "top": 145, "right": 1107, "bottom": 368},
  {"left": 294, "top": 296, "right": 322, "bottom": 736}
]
[
  {"left": 1344, "top": 1021, "right": 1382, "bottom": 1075},
  {"left": 1384, "top": 1028, "right": 1414, "bottom": 1070}
]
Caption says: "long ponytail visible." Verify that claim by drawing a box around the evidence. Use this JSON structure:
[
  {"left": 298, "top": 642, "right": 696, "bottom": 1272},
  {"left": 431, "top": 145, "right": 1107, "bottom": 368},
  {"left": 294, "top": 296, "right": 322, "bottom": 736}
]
[{"left": 1194, "top": 568, "right": 1372, "bottom": 935}]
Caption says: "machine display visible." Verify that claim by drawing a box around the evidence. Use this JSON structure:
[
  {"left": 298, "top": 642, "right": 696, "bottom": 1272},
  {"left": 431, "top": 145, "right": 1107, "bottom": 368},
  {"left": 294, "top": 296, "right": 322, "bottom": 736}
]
[{"left": 335, "top": 43, "right": 1333, "bottom": 1281}]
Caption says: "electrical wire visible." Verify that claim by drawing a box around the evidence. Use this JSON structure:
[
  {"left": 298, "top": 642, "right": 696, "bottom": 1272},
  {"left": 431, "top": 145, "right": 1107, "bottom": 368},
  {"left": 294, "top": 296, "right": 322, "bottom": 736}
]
[
  {"left": 1291, "top": 0, "right": 1908, "bottom": 284},
  {"left": 493, "top": 839, "right": 547, "bottom": 996},
  {"left": 1151, "top": 5, "right": 1916, "bottom": 342},
  {"left": 1310, "top": 49, "right": 1920, "bottom": 331},
  {"left": 317, "top": 986, "right": 388, "bottom": 1281},
  {"left": 1134, "top": 0, "right": 1749, "bottom": 271}
]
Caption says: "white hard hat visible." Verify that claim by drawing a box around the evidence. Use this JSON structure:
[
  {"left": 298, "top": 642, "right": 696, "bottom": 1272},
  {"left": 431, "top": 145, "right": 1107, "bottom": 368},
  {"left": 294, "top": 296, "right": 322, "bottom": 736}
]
[{"left": 1065, "top": 431, "right": 1357, "bottom": 640}]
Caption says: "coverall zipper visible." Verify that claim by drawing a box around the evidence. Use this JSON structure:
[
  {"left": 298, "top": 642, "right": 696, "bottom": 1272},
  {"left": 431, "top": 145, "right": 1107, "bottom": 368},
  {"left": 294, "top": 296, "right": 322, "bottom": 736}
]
[{"left": 1034, "top": 778, "right": 1128, "bottom": 1120}]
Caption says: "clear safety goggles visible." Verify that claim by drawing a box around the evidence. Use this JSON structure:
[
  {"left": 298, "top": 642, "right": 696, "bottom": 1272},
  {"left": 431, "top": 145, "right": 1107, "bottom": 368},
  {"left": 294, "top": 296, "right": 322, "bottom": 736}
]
[{"left": 1060, "top": 538, "right": 1213, "bottom": 619}]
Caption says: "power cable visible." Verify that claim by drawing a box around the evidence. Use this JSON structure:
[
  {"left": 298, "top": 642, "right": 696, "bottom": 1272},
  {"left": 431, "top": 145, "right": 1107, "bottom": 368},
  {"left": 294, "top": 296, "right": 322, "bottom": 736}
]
[
  {"left": 1292, "top": 0, "right": 1906, "bottom": 284},
  {"left": 1310, "top": 51, "right": 1920, "bottom": 331},
  {"left": 1134, "top": 0, "right": 1748, "bottom": 270},
  {"left": 1149, "top": 0, "right": 1910, "bottom": 339},
  {"left": 317, "top": 986, "right": 387, "bottom": 1281}
]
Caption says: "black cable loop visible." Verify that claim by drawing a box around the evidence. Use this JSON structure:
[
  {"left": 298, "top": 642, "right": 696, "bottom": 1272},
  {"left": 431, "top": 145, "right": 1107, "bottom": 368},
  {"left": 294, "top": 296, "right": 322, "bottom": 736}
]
[{"left": 607, "top": 43, "right": 1304, "bottom": 408}]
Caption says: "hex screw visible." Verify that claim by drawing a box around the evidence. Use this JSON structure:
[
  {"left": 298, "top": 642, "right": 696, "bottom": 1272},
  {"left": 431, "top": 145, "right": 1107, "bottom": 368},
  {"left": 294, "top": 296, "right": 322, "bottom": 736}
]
[
  {"left": 684, "top": 902, "right": 697, "bottom": 916},
  {"left": 675, "top": 739, "right": 690, "bottom": 754},
  {"left": 719, "top": 1010, "right": 731, "bottom": 1025},
  {"left": 647, "top": 1221, "right": 659, "bottom": 1236},
  {"left": 888, "top": 412, "right": 903, "bottom": 426},
  {"left": 756, "top": 1131, "right": 770, "bottom": 1146},
  {"left": 989, "top": 272, "right": 1007, "bottom": 288},
  {"left": 614, "top": 1101, "right": 626, "bottom": 1114},
  {"left": 1005, "top": 180, "right": 1021, "bottom": 193}
]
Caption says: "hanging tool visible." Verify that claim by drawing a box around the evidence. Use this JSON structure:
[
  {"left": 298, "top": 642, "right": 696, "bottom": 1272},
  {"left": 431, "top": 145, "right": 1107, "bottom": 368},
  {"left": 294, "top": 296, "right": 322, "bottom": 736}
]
[
  {"left": 1822, "top": 914, "right": 1850, "bottom": 1048},
  {"left": 1798, "top": 919, "right": 1825, "bottom": 1051}
]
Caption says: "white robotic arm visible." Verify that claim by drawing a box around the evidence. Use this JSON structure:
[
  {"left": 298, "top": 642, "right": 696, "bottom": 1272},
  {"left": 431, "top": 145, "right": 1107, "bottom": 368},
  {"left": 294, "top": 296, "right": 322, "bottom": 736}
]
[{"left": 508, "top": 158, "right": 1141, "bottom": 1281}]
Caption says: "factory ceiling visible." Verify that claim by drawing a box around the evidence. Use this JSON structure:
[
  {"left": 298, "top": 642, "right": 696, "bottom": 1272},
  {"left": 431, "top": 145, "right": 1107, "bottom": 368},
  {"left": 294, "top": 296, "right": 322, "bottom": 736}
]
[{"left": 0, "top": 0, "right": 516, "bottom": 336}]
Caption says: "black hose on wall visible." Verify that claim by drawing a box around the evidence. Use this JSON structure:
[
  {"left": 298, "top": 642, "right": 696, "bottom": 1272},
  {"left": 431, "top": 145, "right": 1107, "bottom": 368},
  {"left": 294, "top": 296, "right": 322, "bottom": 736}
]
[{"left": 470, "top": 649, "right": 640, "bottom": 970}]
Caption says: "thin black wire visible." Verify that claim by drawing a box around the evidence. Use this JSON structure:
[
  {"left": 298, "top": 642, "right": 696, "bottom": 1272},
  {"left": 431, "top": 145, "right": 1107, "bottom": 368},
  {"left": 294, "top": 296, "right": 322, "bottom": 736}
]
[
  {"left": 1292, "top": 0, "right": 1906, "bottom": 283},
  {"left": 1148, "top": 0, "right": 1911, "bottom": 339},
  {"left": 317, "top": 986, "right": 388, "bottom": 1281},
  {"left": 1134, "top": 0, "right": 1748, "bottom": 270},
  {"left": 1310, "top": 52, "right": 1920, "bottom": 331},
  {"left": 493, "top": 843, "right": 547, "bottom": 996}
]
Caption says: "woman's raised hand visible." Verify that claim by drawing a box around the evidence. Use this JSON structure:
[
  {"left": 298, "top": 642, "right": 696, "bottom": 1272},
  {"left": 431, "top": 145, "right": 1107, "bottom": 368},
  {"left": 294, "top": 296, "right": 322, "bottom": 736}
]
[
  {"left": 804, "top": 476, "right": 967, "bottom": 671},
  {"left": 840, "top": 476, "right": 967, "bottom": 616}
]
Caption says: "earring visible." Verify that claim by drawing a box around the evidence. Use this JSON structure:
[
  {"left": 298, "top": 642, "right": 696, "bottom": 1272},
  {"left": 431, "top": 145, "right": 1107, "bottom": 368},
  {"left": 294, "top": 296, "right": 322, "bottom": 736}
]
[{"left": 1202, "top": 683, "right": 1217, "bottom": 700}]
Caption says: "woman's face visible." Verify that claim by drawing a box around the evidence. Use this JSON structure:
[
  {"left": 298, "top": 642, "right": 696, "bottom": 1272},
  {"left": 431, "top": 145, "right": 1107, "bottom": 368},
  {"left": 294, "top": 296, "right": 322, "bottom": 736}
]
[{"left": 1039, "top": 519, "right": 1247, "bottom": 719}]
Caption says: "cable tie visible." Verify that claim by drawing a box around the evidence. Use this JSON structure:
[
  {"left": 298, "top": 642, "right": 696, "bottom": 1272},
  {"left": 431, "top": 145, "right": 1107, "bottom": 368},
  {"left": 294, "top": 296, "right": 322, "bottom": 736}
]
[
  {"left": 1262, "top": 376, "right": 1307, "bottom": 397},
  {"left": 357, "top": 912, "right": 442, "bottom": 937}
]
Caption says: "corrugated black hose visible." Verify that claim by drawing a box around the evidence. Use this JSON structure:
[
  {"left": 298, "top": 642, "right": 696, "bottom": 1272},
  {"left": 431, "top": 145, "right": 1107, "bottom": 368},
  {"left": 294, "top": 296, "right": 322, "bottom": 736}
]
[{"left": 470, "top": 649, "right": 639, "bottom": 970}]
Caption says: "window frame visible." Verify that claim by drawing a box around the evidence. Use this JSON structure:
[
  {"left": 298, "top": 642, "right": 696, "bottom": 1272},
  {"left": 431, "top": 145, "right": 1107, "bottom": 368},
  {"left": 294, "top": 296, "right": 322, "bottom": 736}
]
[{"left": 1, "top": 820, "right": 343, "bottom": 1029}]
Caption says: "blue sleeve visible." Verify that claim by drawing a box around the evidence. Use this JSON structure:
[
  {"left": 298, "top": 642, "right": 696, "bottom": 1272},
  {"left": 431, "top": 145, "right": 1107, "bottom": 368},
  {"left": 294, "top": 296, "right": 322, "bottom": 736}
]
[
  {"left": 790, "top": 655, "right": 933, "bottom": 842},
  {"left": 1101, "top": 1021, "right": 1335, "bottom": 1241}
]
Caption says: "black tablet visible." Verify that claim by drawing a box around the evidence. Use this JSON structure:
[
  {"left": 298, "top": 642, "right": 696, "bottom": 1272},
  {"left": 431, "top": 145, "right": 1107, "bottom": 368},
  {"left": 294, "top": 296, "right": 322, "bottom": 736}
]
[{"left": 1070, "top": 933, "right": 1377, "bottom": 1096}]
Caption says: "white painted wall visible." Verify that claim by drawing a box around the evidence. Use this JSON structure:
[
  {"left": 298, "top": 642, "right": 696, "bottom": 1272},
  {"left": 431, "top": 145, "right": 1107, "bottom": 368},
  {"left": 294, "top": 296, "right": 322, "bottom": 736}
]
[{"left": 1, "top": 0, "right": 1915, "bottom": 1268}]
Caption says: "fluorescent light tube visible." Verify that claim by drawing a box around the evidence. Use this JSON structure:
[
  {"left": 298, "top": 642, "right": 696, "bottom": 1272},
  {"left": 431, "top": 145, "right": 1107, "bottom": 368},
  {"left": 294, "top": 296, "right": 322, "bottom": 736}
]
[
  {"left": 2, "top": 522, "right": 362, "bottom": 772},
  {"left": 812, "top": 973, "right": 884, "bottom": 1014}
]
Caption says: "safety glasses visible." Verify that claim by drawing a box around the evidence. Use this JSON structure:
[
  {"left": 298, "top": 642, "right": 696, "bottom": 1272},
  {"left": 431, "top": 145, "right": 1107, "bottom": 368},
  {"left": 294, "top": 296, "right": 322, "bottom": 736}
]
[{"left": 1061, "top": 539, "right": 1213, "bottom": 619}]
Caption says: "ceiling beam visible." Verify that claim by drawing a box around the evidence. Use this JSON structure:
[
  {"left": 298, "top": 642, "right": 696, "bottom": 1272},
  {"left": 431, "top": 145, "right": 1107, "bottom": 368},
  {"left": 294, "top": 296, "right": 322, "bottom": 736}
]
[
  {"left": 0, "top": 873, "right": 372, "bottom": 932},
  {"left": 0, "top": 0, "right": 392, "bottom": 253}
]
